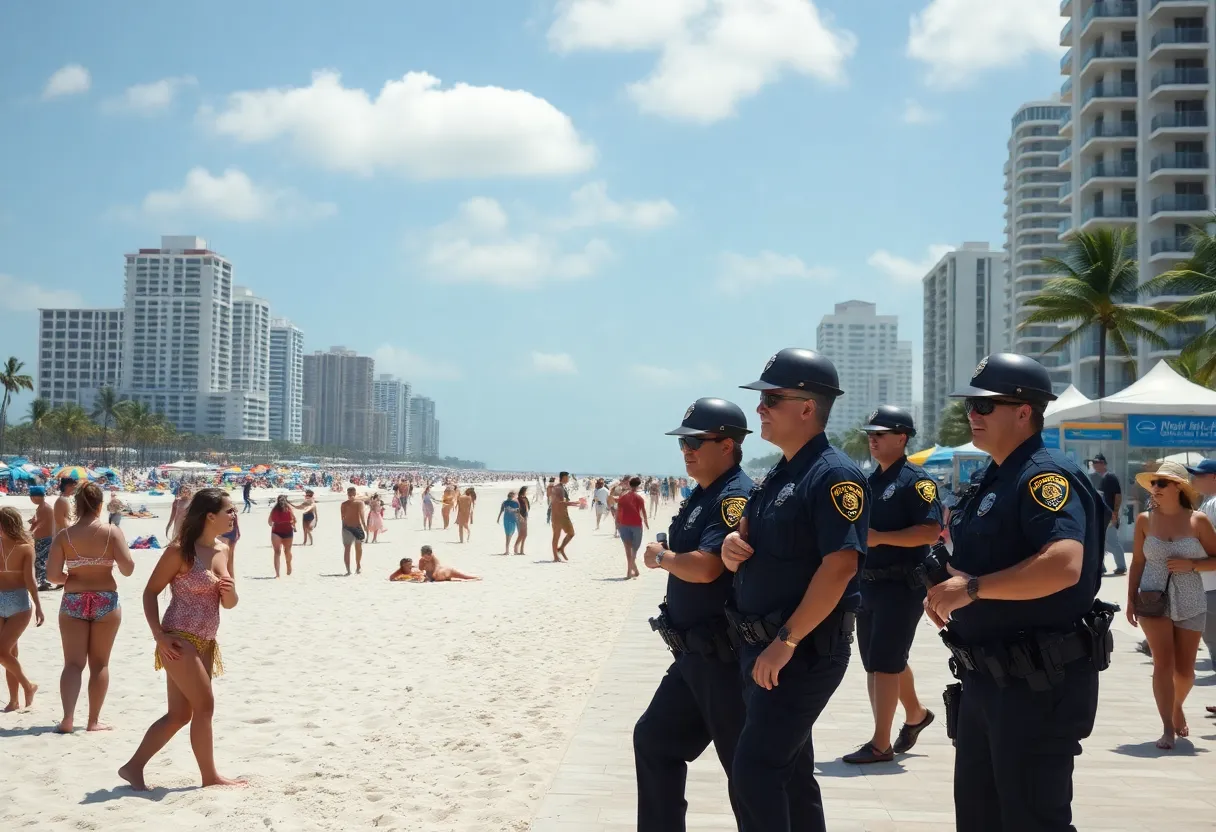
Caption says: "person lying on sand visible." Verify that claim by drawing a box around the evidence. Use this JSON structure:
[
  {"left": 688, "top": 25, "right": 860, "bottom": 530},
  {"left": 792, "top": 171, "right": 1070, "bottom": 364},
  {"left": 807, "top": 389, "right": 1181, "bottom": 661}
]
[
  {"left": 417, "top": 547, "right": 480, "bottom": 582},
  {"left": 388, "top": 558, "right": 423, "bottom": 582}
]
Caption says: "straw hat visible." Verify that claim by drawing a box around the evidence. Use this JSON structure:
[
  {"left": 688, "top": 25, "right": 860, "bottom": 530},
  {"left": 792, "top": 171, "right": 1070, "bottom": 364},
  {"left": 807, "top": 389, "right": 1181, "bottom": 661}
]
[{"left": 1135, "top": 461, "right": 1200, "bottom": 506}]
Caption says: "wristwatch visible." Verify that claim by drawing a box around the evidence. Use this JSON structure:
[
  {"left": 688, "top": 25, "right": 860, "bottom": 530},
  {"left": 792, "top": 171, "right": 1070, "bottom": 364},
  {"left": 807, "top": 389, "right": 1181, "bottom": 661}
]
[
  {"left": 966, "top": 576, "right": 981, "bottom": 602},
  {"left": 655, "top": 549, "right": 666, "bottom": 567},
  {"left": 776, "top": 625, "right": 800, "bottom": 648}
]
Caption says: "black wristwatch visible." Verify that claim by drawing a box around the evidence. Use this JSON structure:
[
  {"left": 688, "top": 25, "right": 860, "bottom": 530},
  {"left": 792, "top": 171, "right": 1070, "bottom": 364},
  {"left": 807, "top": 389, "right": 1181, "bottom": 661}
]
[
  {"left": 966, "top": 576, "right": 981, "bottom": 602},
  {"left": 776, "top": 626, "right": 800, "bottom": 648}
]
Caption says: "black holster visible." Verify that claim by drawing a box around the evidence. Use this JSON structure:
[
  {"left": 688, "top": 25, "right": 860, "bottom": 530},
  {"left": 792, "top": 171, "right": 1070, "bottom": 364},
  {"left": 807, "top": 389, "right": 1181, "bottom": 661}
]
[
  {"left": 943, "top": 682, "right": 962, "bottom": 746},
  {"left": 649, "top": 603, "right": 736, "bottom": 662},
  {"left": 1081, "top": 598, "right": 1118, "bottom": 672},
  {"left": 724, "top": 605, "right": 855, "bottom": 656}
]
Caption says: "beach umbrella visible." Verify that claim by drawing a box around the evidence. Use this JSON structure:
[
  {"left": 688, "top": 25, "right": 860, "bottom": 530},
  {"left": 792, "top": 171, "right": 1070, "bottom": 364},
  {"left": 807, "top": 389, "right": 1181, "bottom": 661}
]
[
  {"left": 251, "top": 464, "right": 271, "bottom": 473},
  {"left": 907, "top": 446, "right": 937, "bottom": 466},
  {"left": 224, "top": 465, "right": 243, "bottom": 473},
  {"left": 52, "top": 465, "right": 92, "bottom": 480}
]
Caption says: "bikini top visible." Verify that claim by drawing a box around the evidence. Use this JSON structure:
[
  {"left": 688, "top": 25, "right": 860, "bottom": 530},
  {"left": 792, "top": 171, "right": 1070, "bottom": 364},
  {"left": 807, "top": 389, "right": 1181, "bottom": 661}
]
[
  {"left": 63, "top": 525, "right": 114, "bottom": 571},
  {"left": 0, "top": 537, "right": 19, "bottom": 574}
]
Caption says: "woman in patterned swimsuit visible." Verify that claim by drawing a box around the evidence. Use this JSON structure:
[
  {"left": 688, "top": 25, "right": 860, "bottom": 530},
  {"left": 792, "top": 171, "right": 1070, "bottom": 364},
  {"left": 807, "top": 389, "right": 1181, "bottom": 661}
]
[
  {"left": 120, "top": 487, "right": 245, "bottom": 791},
  {"left": 45, "top": 482, "right": 135, "bottom": 733}
]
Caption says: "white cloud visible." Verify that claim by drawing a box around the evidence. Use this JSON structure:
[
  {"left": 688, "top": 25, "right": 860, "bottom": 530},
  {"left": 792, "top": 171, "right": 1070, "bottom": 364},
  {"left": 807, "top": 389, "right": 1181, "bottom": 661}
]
[
  {"left": 42, "top": 64, "right": 91, "bottom": 100},
  {"left": 531, "top": 352, "right": 579, "bottom": 374},
  {"left": 549, "top": 0, "right": 856, "bottom": 123},
  {"left": 629, "top": 362, "right": 720, "bottom": 387},
  {"left": 373, "top": 344, "right": 462, "bottom": 381},
  {"left": 867, "top": 244, "right": 954, "bottom": 283},
  {"left": 717, "top": 250, "right": 833, "bottom": 293},
  {"left": 558, "top": 181, "right": 677, "bottom": 230},
  {"left": 0, "top": 274, "right": 84, "bottom": 311},
  {"left": 907, "top": 0, "right": 1062, "bottom": 87},
  {"left": 136, "top": 167, "right": 336, "bottom": 224},
  {"left": 104, "top": 76, "right": 197, "bottom": 114},
  {"left": 202, "top": 70, "right": 596, "bottom": 179},
  {"left": 902, "top": 98, "right": 937, "bottom": 125}
]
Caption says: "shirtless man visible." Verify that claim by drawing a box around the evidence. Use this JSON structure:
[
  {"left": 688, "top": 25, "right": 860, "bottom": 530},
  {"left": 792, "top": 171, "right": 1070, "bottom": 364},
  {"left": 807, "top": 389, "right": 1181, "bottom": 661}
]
[
  {"left": 550, "top": 471, "right": 578, "bottom": 562},
  {"left": 418, "top": 547, "right": 481, "bottom": 582},
  {"left": 339, "top": 487, "right": 367, "bottom": 575},
  {"left": 29, "top": 486, "right": 55, "bottom": 590}
]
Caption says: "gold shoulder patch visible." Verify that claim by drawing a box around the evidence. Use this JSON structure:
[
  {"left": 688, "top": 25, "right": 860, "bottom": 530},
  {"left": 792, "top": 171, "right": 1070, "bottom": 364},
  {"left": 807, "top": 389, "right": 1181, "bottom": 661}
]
[
  {"left": 830, "top": 482, "right": 865, "bottom": 523},
  {"left": 721, "top": 496, "right": 747, "bottom": 528},
  {"left": 1029, "top": 472, "right": 1070, "bottom": 511},
  {"left": 915, "top": 479, "right": 937, "bottom": 503}
]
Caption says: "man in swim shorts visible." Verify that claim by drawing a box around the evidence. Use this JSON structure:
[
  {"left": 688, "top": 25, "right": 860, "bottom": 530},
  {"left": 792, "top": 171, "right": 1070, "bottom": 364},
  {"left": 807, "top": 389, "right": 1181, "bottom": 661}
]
[
  {"left": 29, "top": 486, "right": 55, "bottom": 590},
  {"left": 340, "top": 487, "right": 367, "bottom": 576},
  {"left": 550, "top": 471, "right": 577, "bottom": 562}
]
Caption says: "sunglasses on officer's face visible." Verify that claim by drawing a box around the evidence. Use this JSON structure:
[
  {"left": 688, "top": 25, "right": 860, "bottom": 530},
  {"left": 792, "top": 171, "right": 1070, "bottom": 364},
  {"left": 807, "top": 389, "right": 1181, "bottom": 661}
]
[
  {"left": 964, "top": 397, "right": 1027, "bottom": 416},
  {"left": 760, "top": 392, "right": 813, "bottom": 409},
  {"left": 679, "top": 436, "right": 728, "bottom": 452}
]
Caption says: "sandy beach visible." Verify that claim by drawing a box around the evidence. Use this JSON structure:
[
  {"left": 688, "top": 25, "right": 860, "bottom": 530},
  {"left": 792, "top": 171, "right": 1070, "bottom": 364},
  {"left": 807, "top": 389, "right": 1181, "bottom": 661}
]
[{"left": 0, "top": 482, "right": 649, "bottom": 832}]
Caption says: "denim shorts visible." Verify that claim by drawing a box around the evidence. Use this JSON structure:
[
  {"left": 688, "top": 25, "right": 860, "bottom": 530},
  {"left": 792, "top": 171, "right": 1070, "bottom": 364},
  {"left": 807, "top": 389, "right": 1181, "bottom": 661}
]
[{"left": 619, "top": 525, "right": 643, "bottom": 548}]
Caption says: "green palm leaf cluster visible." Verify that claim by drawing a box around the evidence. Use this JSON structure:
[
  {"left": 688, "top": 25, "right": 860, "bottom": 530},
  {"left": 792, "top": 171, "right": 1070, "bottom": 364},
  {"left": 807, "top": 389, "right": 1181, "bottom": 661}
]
[
  {"left": 937, "top": 400, "right": 972, "bottom": 447},
  {"left": 1142, "top": 214, "right": 1216, "bottom": 387},
  {"left": 0, "top": 357, "right": 34, "bottom": 454}
]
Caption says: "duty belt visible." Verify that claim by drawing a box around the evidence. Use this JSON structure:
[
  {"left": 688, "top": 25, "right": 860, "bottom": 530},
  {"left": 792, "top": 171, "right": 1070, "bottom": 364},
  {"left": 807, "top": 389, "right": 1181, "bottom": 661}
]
[
  {"left": 724, "top": 605, "right": 855, "bottom": 654},
  {"left": 941, "top": 619, "right": 1111, "bottom": 693},
  {"left": 649, "top": 603, "right": 736, "bottom": 662},
  {"left": 859, "top": 565, "right": 922, "bottom": 589}
]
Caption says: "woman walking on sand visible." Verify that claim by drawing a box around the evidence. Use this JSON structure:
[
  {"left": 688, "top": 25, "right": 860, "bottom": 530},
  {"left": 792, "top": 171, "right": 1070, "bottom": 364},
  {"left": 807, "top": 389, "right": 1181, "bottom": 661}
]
[
  {"left": 268, "top": 495, "right": 296, "bottom": 578},
  {"left": 46, "top": 482, "right": 136, "bottom": 732},
  {"left": 119, "top": 487, "right": 245, "bottom": 791},
  {"left": 0, "top": 506, "right": 44, "bottom": 712},
  {"left": 421, "top": 485, "right": 435, "bottom": 530},
  {"left": 497, "top": 492, "right": 520, "bottom": 555},
  {"left": 456, "top": 488, "right": 474, "bottom": 543},
  {"left": 441, "top": 485, "right": 455, "bottom": 530},
  {"left": 219, "top": 510, "right": 240, "bottom": 577},
  {"left": 367, "top": 493, "right": 385, "bottom": 543},
  {"left": 165, "top": 484, "right": 192, "bottom": 542},
  {"left": 292, "top": 490, "right": 318, "bottom": 546},
  {"left": 514, "top": 486, "right": 530, "bottom": 555}
]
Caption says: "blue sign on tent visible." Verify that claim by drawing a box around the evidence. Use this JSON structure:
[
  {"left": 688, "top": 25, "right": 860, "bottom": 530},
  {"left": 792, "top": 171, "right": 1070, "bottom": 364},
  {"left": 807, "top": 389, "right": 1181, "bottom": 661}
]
[
  {"left": 1041, "top": 428, "right": 1061, "bottom": 449},
  {"left": 1128, "top": 414, "right": 1216, "bottom": 448}
]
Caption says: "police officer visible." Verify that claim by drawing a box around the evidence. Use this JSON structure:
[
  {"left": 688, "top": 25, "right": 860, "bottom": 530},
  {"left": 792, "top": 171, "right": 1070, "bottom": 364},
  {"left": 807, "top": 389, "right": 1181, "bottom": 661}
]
[
  {"left": 925, "top": 353, "right": 1111, "bottom": 831},
  {"left": 633, "top": 398, "right": 754, "bottom": 832},
  {"left": 843, "top": 405, "right": 942, "bottom": 765},
  {"left": 721, "top": 348, "right": 868, "bottom": 832}
]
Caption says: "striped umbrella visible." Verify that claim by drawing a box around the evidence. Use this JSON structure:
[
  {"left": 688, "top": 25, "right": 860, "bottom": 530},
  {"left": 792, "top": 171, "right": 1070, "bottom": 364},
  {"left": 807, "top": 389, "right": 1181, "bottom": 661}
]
[{"left": 52, "top": 465, "right": 92, "bottom": 481}]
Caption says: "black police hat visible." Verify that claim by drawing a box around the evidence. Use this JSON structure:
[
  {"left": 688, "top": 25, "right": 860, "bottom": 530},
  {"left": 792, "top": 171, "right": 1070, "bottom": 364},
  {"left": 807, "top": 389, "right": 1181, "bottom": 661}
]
[
  {"left": 665, "top": 398, "right": 751, "bottom": 440},
  {"left": 740, "top": 348, "right": 843, "bottom": 398},
  {"left": 860, "top": 405, "right": 917, "bottom": 437},
  {"left": 950, "top": 352, "right": 1057, "bottom": 403}
]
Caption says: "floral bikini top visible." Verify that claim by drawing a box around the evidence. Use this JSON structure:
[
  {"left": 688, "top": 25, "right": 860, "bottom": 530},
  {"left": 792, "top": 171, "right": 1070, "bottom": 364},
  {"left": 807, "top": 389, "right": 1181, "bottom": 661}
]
[{"left": 63, "top": 526, "right": 114, "bottom": 571}]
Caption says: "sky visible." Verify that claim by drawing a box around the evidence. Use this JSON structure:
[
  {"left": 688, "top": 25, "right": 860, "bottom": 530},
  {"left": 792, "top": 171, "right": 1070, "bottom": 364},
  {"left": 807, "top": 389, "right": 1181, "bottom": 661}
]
[{"left": 0, "top": 0, "right": 1067, "bottom": 473}]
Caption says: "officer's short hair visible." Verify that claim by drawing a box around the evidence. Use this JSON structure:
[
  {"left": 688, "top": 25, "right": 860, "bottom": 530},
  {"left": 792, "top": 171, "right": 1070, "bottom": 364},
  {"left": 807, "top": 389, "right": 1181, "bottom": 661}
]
[
  {"left": 806, "top": 392, "right": 833, "bottom": 429},
  {"left": 732, "top": 442, "right": 743, "bottom": 465},
  {"left": 1030, "top": 405, "right": 1045, "bottom": 432}
]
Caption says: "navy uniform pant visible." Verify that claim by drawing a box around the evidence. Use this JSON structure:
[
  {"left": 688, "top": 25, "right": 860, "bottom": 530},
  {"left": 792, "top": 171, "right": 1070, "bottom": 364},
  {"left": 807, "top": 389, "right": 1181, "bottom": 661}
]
[
  {"left": 731, "top": 640, "right": 849, "bottom": 832},
  {"left": 954, "top": 664, "right": 1098, "bottom": 831},
  {"left": 857, "top": 579, "right": 925, "bottom": 674},
  {"left": 633, "top": 651, "right": 746, "bottom": 832}
]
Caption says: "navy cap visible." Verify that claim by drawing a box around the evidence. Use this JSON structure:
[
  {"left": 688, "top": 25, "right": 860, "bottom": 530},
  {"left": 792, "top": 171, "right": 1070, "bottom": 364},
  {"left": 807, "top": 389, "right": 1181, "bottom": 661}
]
[
  {"left": 666, "top": 398, "right": 751, "bottom": 440},
  {"left": 740, "top": 348, "right": 843, "bottom": 398},
  {"left": 861, "top": 405, "right": 917, "bottom": 437},
  {"left": 1187, "top": 458, "right": 1216, "bottom": 475},
  {"left": 950, "top": 352, "right": 1057, "bottom": 403},
  {"left": 1089, "top": 453, "right": 1107, "bottom": 463}
]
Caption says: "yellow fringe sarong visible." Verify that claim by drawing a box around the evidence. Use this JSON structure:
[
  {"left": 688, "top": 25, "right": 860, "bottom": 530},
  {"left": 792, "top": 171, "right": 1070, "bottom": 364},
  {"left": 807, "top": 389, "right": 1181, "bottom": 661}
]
[{"left": 154, "top": 630, "right": 224, "bottom": 678}]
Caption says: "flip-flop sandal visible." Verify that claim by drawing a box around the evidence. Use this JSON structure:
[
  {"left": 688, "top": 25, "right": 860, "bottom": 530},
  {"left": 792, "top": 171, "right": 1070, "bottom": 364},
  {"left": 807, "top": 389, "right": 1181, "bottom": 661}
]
[
  {"left": 1205, "top": 706, "right": 1216, "bottom": 715},
  {"left": 893, "top": 709, "right": 936, "bottom": 754},
  {"left": 842, "top": 743, "right": 894, "bottom": 764}
]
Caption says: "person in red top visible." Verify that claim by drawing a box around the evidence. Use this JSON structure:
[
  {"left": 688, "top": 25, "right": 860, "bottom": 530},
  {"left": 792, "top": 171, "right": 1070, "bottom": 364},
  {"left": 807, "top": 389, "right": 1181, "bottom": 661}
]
[
  {"left": 616, "top": 477, "right": 649, "bottom": 580},
  {"left": 267, "top": 495, "right": 296, "bottom": 579}
]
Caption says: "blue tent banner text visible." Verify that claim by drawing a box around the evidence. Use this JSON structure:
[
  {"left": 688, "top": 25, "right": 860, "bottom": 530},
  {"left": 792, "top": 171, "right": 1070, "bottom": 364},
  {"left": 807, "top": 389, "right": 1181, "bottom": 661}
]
[{"left": 1129, "top": 414, "right": 1216, "bottom": 448}]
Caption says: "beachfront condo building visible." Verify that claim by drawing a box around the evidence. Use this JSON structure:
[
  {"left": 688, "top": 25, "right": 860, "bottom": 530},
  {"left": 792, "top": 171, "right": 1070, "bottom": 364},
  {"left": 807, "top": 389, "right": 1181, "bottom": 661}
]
[
  {"left": 1005, "top": 99, "right": 1074, "bottom": 393},
  {"left": 231, "top": 286, "right": 271, "bottom": 397},
  {"left": 35, "top": 308, "right": 124, "bottom": 410},
  {"left": 407, "top": 395, "right": 438, "bottom": 459},
  {"left": 815, "top": 301, "right": 913, "bottom": 436},
  {"left": 1053, "top": 0, "right": 1214, "bottom": 396},
  {"left": 301, "top": 346, "right": 376, "bottom": 452},
  {"left": 372, "top": 374, "right": 413, "bottom": 457},
  {"left": 268, "top": 318, "right": 304, "bottom": 444},
  {"left": 922, "top": 244, "right": 1010, "bottom": 442}
]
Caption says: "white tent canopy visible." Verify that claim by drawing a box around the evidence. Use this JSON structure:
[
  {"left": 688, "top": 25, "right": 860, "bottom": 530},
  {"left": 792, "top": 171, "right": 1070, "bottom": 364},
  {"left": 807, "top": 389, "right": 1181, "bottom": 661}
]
[
  {"left": 160, "top": 460, "right": 213, "bottom": 470},
  {"left": 1044, "top": 384, "right": 1092, "bottom": 421},
  {"left": 1046, "top": 361, "right": 1216, "bottom": 424}
]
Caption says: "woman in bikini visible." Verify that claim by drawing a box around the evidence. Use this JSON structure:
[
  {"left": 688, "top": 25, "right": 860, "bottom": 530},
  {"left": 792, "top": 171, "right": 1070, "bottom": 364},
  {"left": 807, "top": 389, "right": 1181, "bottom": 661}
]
[
  {"left": 417, "top": 548, "right": 481, "bottom": 582},
  {"left": 292, "top": 490, "right": 318, "bottom": 546},
  {"left": 45, "top": 481, "right": 136, "bottom": 733},
  {"left": 268, "top": 495, "right": 296, "bottom": 578},
  {"left": 165, "top": 484, "right": 192, "bottom": 542},
  {"left": 514, "top": 486, "right": 530, "bottom": 555},
  {"left": 421, "top": 485, "right": 435, "bottom": 530},
  {"left": 119, "top": 487, "right": 245, "bottom": 790},
  {"left": 0, "top": 506, "right": 43, "bottom": 712},
  {"left": 441, "top": 485, "right": 455, "bottom": 530},
  {"left": 456, "top": 488, "right": 474, "bottom": 543}
]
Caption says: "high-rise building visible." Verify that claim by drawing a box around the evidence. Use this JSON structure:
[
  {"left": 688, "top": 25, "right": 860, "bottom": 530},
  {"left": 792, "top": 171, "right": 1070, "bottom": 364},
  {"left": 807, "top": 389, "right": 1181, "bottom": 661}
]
[
  {"left": 815, "top": 301, "right": 913, "bottom": 432},
  {"left": 231, "top": 286, "right": 271, "bottom": 395},
  {"left": 1005, "top": 99, "right": 1073, "bottom": 392},
  {"left": 36, "top": 308, "right": 124, "bottom": 410},
  {"left": 268, "top": 318, "right": 304, "bottom": 444},
  {"left": 407, "top": 395, "right": 438, "bottom": 459},
  {"left": 1055, "top": 0, "right": 1213, "bottom": 395},
  {"left": 372, "top": 374, "right": 412, "bottom": 456},
  {"left": 922, "top": 244, "right": 1010, "bottom": 441},
  {"left": 301, "top": 346, "right": 375, "bottom": 451}
]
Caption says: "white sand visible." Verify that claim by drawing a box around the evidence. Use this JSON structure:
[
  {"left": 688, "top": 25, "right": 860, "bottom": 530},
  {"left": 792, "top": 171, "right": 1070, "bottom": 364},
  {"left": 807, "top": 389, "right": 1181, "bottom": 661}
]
[{"left": 0, "top": 483, "right": 651, "bottom": 831}]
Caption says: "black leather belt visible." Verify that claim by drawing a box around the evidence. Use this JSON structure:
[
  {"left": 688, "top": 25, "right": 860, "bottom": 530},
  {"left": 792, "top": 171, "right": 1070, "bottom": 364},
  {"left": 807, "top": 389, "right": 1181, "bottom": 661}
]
[{"left": 941, "top": 627, "right": 1092, "bottom": 691}]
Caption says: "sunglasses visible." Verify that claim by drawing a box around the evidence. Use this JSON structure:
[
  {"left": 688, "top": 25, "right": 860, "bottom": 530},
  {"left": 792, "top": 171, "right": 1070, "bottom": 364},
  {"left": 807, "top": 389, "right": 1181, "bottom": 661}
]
[
  {"left": 760, "top": 392, "right": 813, "bottom": 408},
  {"left": 1148, "top": 478, "right": 1177, "bottom": 489},
  {"left": 679, "top": 436, "right": 728, "bottom": 451},
  {"left": 964, "top": 397, "right": 1027, "bottom": 416}
]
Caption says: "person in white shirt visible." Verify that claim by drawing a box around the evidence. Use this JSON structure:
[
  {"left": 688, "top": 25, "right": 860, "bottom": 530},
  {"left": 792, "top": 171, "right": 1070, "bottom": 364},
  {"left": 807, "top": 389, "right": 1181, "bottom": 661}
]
[
  {"left": 1188, "top": 460, "right": 1216, "bottom": 676},
  {"left": 592, "top": 479, "right": 610, "bottom": 530}
]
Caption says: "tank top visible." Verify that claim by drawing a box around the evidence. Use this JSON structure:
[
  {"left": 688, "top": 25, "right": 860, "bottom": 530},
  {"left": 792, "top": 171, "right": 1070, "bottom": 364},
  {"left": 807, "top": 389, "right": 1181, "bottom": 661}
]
[{"left": 162, "top": 544, "right": 222, "bottom": 640}]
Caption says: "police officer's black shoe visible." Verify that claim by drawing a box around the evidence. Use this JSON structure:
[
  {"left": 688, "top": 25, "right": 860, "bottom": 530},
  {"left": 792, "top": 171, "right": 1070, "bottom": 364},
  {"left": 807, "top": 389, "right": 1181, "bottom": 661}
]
[
  {"left": 842, "top": 743, "right": 894, "bottom": 764},
  {"left": 892, "top": 709, "right": 935, "bottom": 754}
]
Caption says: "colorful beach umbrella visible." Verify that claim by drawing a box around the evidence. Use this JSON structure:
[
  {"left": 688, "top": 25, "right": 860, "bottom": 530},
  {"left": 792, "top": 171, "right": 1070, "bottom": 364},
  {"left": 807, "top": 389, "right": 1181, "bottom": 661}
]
[
  {"left": 52, "top": 465, "right": 91, "bottom": 480},
  {"left": 224, "top": 466, "right": 243, "bottom": 473}
]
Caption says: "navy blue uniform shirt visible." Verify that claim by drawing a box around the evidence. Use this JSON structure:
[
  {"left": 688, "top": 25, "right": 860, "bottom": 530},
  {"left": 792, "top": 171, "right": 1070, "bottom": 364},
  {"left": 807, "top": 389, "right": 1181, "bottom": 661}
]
[
  {"left": 665, "top": 465, "right": 755, "bottom": 631},
  {"left": 948, "top": 434, "right": 1106, "bottom": 643},
  {"left": 734, "top": 432, "right": 869, "bottom": 618},
  {"left": 867, "top": 457, "right": 944, "bottom": 569}
]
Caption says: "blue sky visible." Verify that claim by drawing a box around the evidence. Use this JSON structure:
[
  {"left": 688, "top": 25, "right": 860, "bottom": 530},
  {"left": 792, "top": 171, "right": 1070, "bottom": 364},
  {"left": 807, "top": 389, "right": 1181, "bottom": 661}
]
[{"left": 0, "top": 0, "right": 1065, "bottom": 472}]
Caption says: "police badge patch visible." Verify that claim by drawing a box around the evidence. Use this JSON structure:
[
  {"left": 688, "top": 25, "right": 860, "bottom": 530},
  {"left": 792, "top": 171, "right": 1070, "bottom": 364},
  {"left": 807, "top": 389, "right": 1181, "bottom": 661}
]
[
  {"left": 684, "top": 403, "right": 696, "bottom": 422},
  {"left": 774, "top": 483, "right": 796, "bottom": 506},
  {"left": 830, "top": 482, "right": 865, "bottom": 522},
  {"left": 915, "top": 479, "right": 937, "bottom": 503},
  {"left": 1029, "top": 472, "right": 1070, "bottom": 511},
  {"left": 977, "top": 493, "right": 996, "bottom": 516},
  {"left": 684, "top": 505, "right": 703, "bottom": 528},
  {"left": 882, "top": 483, "right": 896, "bottom": 501},
  {"left": 721, "top": 497, "right": 747, "bottom": 528},
  {"left": 973, "top": 356, "right": 989, "bottom": 378},
  {"left": 765, "top": 353, "right": 777, "bottom": 372}
]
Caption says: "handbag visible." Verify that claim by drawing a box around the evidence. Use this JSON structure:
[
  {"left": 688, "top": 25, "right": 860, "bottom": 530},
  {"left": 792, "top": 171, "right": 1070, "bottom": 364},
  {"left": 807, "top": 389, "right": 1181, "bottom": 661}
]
[{"left": 1134, "top": 574, "right": 1171, "bottom": 618}]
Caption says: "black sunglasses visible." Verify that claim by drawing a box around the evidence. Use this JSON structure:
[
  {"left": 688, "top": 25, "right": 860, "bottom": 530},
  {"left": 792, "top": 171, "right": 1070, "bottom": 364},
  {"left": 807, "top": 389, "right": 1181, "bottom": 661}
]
[
  {"left": 760, "top": 392, "right": 813, "bottom": 408},
  {"left": 964, "top": 397, "right": 1027, "bottom": 416},
  {"left": 1149, "top": 478, "right": 1177, "bottom": 489},
  {"left": 679, "top": 436, "right": 728, "bottom": 451}
]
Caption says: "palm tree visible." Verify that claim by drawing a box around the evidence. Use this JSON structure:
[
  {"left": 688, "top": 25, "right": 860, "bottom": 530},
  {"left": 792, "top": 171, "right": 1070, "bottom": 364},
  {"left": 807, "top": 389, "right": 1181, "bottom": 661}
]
[
  {"left": 49, "top": 404, "right": 94, "bottom": 460},
  {"left": 26, "top": 398, "right": 51, "bottom": 461},
  {"left": 90, "top": 386, "right": 121, "bottom": 466},
  {"left": 0, "top": 357, "right": 34, "bottom": 455},
  {"left": 1142, "top": 213, "right": 1216, "bottom": 383},
  {"left": 937, "top": 400, "right": 971, "bottom": 447},
  {"left": 836, "top": 424, "right": 872, "bottom": 462},
  {"left": 1019, "top": 228, "right": 1189, "bottom": 397}
]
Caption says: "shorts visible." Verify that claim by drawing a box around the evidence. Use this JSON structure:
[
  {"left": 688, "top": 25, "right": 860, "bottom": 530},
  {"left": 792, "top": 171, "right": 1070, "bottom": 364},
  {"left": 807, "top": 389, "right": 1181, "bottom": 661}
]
[
  {"left": 1175, "top": 611, "right": 1207, "bottom": 632},
  {"left": 342, "top": 525, "right": 365, "bottom": 546},
  {"left": 273, "top": 530, "right": 294, "bottom": 540},
  {"left": 857, "top": 579, "right": 926, "bottom": 674},
  {"left": 0, "top": 588, "right": 32, "bottom": 618},
  {"left": 61, "top": 591, "right": 120, "bottom": 622},
  {"left": 109, "top": 513, "right": 122, "bottom": 526},
  {"left": 553, "top": 514, "right": 574, "bottom": 536},
  {"left": 34, "top": 537, "right": 52, "bottom": 584},
  {"left": 619, "top": 525, "right": 643, "bottom": 548}
]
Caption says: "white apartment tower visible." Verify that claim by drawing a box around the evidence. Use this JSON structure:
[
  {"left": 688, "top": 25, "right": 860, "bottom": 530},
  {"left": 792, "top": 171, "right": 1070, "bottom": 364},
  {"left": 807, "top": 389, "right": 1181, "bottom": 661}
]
[
  {"left": 922, "top": 244, "right": 1010, "bottom": 441},
  {"left": 815, "top": 301, "right": 913, "bottom": 433},
  {"left": 407, "top": 395, "right": 438, "bottom": 459},
  {"left": 1055, "top": 0, "right": 1214, "bottom": 395},
  {"left": 231, "top": 286, "right": 271, "bottom": 396},
  {"left": 36, "top": 308, "right": 124, "bottom": 410},
  {"left": 268, "top": 318, "right": 304, "bottom": 444},
  {"left": 1005, "top": 100, "right": 1074, "bottom": 393},
  {"left": 372, "top": 374, "right": 413, "bottom": 456}
]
